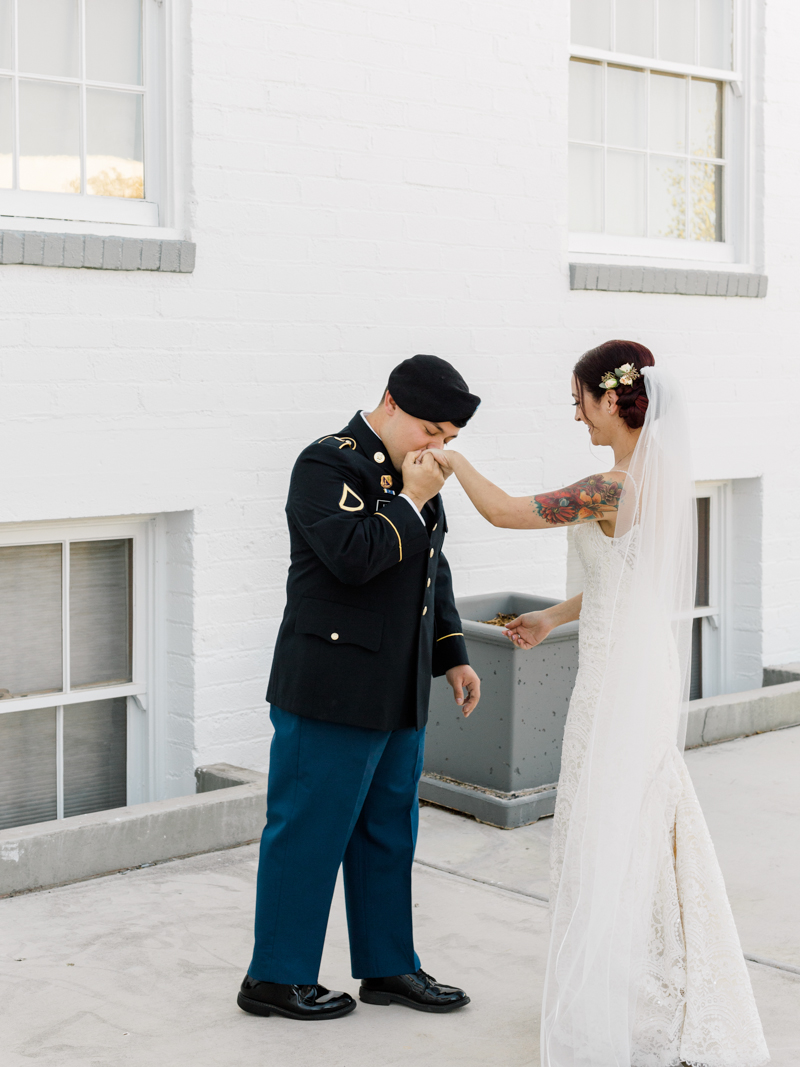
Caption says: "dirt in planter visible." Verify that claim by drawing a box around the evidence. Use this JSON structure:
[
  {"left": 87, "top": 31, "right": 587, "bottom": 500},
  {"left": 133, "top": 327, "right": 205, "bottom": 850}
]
[{"left": 480, "top": 612, "right": 517, "bottom": 627}]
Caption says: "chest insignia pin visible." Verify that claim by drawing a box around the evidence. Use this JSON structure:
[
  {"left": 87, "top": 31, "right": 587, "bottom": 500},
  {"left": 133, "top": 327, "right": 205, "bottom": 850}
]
[
  {"left": 373, "top": 451, "right": 386, "bottom": 464},
  {"left": 381, "top": 475, "right": 393, "bottom": 490}
]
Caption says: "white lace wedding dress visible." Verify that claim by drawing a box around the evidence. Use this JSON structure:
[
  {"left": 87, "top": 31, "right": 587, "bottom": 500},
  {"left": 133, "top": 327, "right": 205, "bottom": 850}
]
[{"left": 550, "top": 521, "right": 769, "bottom": 1067}]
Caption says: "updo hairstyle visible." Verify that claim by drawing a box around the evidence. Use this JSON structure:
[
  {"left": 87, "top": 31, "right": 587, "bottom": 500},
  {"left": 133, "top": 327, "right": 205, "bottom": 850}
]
[{"left": 573, "top": 340, "right": 655, "bottom": 430}]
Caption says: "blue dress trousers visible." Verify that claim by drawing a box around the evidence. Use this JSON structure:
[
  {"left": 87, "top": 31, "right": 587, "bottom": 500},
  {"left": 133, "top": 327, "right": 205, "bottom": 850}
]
[{"left": 248, "top": 706, "right": 425, "bottom": 983}]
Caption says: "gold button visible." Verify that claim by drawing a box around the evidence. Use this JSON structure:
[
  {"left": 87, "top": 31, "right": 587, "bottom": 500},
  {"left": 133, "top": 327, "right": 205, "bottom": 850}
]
[
  {"left": 427, "top": 578, "right": 431, "bottom": 587},
  {"left": 432, "top": 523, "right": 437, "bottom": 531},
  {"left": 331, "top": 632, "right": 339, "bottom": 641},
  {"left": 422, "top": 606, "right": 428, "bottom": 615},
  {"left": 373, "top": 451, "right": 385, "bottom": 464},
  {"left": 429, "top": 548, "right": 434, "bottom": 557}
]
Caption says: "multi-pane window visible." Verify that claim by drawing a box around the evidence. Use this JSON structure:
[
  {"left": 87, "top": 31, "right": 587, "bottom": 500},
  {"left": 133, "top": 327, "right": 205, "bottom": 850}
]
[
  {"left": 691, "top": 496, "right": 711, "bottom": 698},
  {"left": 569, "top": 0, "right": 735, "bottom": 244},
  {"left": 0, "top": 529, "right": 149, "bottom": 831},
  {"left": 690, "top": 486, "right": 729, "bottom": 700},
  {"left": 0, "top": 0, "right": 158, "bottom": 225}
]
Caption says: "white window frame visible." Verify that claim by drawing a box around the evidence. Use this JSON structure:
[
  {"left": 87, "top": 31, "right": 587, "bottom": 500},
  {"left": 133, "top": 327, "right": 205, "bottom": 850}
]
[
  {"left": 0, "top": 0, "right": 183, "bottom": 239},
  {"left": 569, "top": 0, "right": 754, "bottom": 269},
  {"left": 0, "top": 515, "right": 158, "bottom": 817},
  {"left": 693, "top": 481, "right": 731, "bottom": 699}
]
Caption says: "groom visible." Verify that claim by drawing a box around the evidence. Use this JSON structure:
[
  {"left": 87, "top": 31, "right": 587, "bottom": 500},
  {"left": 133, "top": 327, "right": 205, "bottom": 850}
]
[{"left": 238, "top": 355, "right": 482, "bottom": 1021}]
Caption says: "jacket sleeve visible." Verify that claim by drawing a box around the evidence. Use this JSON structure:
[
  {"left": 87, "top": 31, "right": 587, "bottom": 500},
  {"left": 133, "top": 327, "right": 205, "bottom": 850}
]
[
  {"left": 287, "top": 446, "right": 430, "bottom": 586},
  {"left": 431, "top": 550, "right": 469, "bottom": 676}
]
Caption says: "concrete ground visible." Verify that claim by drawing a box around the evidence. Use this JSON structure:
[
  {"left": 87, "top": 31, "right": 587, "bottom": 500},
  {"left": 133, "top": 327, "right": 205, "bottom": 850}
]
[{"left": 1, "top": 726, "right": 798, "bottom": 1067}]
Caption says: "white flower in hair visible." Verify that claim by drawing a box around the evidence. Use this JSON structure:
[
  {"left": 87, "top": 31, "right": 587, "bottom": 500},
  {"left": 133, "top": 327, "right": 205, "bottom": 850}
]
[{"left": 600, "top": 364, "right": 640, "bottom": 390}]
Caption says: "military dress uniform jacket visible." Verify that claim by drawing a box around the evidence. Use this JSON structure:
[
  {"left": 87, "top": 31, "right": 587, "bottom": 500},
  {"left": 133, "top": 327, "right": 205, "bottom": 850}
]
[{"left": 266, "top": 412, "right": 469, "bottom": 732}]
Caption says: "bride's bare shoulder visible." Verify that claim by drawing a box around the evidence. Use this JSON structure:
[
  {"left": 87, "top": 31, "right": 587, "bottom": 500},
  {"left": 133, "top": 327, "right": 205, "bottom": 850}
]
[{"left": 532, "top": 470, "right": 626, "bottom": 526}]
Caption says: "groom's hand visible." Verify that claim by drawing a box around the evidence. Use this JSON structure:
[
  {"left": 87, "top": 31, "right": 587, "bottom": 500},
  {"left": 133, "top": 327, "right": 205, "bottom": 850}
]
[
  {"left": 401, "top": 449, "right": 445, "bottom": 509},
  {"left": 445, "top": 664, "right": 481, "bottom": 718}
]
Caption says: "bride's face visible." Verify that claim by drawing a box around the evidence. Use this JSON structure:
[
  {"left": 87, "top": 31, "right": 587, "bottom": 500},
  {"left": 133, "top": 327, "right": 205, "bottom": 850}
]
[{"left": 571, "top": 374, "right": 617, "bottom": 447}]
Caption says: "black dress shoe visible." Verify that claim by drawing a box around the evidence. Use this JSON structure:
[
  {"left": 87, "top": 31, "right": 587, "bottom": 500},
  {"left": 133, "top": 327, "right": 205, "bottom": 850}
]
[
  {"left": 359, "top": 968, "right": 470, "bottom": 1013},
  {"left": 237, "top": 975, "right": 356, "bottom": 1020}
]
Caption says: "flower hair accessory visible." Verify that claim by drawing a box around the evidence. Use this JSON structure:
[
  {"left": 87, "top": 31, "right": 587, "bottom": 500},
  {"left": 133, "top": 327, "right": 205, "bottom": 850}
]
[{"left": 600, "top": 363, "right": 640, "bottom": 390}]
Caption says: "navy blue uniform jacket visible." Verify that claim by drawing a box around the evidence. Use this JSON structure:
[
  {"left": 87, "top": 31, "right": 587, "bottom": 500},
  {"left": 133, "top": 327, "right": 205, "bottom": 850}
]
[{"left": 266, "top": 412, "right": 469, "bottom": 731}]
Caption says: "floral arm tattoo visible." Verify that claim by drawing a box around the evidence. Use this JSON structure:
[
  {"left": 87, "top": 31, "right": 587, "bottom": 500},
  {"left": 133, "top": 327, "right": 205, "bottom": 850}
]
[{"left": 532, "top": 474, "right": 624, "bottom": 526}]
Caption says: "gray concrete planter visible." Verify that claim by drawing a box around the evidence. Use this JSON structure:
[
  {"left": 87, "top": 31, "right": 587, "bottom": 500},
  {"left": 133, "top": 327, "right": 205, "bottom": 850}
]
[{"left": 421, "top": 592, "right": 579, "bottom": 829}]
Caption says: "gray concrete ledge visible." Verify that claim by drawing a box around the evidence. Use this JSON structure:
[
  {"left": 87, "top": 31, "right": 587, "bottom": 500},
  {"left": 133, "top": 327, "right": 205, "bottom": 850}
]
[
  {"left": 3, "top": 678, "right": 798, "bottom": 895},
  {"left": 419, "top": 774, "right": 557, "bottom": 829},
  {"left": 0, "top": 229, "right": 196, "bottom": 272},
  {"left": 0, "top": 765, "right": 267, "bottom": 897},
  {"left": 195, "top": 762, "right": 267, "bottom": 792},
  {"left": 685, "top": 680, "right": 800, "bottom": 749},
  {"left": 569, "top": 262, "right": 767, "bottom": 298},
  {"left": 763, "top": 663, "right": 800, "bottom": 687}
]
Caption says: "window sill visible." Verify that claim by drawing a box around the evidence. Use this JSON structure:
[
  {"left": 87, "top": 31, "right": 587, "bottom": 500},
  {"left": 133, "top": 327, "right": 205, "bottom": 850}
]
[
  {"left": 569, "top": 262, "right": 767, "bottom": 298},
  {"left": 0, "top": 191, "right": 158, "bottom": 228},
  {"left": 0, "top": 228, "right": 195, "bottom": 273},
  {"left": 570, "top": 233, "right": 736, "bottom": 265}
]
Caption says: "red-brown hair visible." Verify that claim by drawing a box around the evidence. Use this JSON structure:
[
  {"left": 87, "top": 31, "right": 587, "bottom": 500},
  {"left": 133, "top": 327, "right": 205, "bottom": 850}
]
[{"left": 573, "top": 340, "right": 655, "bottom": 430}]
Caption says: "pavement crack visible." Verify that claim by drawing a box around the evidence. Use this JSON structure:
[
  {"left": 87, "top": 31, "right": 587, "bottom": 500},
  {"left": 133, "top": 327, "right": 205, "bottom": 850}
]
[
  {"left": 744, "top": 953, "right": 800, "bottom": 977},
  {"left": 415, "top": 860, "right": 800, "bottom": 980},
  {"left": 413, "top": 858, "right": 549, "bottom": 902}
]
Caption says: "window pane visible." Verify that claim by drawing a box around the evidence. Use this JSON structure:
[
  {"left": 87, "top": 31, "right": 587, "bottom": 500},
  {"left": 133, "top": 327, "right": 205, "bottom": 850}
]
[
  {"left": 607, "top": 66, "right": 646, "bottom": 149},
  {"left": 650, "top": 73, "right": 687, "bottom": 154},
  {"left": 86, "top": 0, "right": 143, "bottom": 86},
  {"left": 86, "top": 89, "right": 144, "bottom": 198},
  {"left": 0, "top": 544, "right": 62, "bottom": 699},
  {"left": 0, "top": 0, "right": 11, "bottom": 69},
  {"left": 690, "top": 618, "right": 703, "bottom": 699},
  {"left": 658, "top": 0, "right": 695, "bottom": 64},
  {"left": 571, "top": 0, "right": 611, "bottom": 49},
  {"left": 19, "top": 79, "right": 80, "bottom": 193},
  {"left": 0, "top": 708, "right": 57, "bottom": 830},
  {"left": 696, "top": 497, "right": 710, "bottom": 606},
  {"left": 699, "top": 0, "right": 732, "bottom": 69},
  {"left": 615, "top": 0, "right": 654, "bottom": 57},
  {"left": 690, "top": 161, "right": 722, "bottom": 241},
  {"left": 690, "top": 79, "right": 722, "bottom": 158},
  {"left": 569, "top": 59, "right": 602, "bottom": 143},
  {"left": 70, "top": 539, "right": 133, "bottom": 688},
  {"left": 63, "top": 698, "right": 127, "bottom": 817},
  {"left": 0, "top": 76, "right": 10, "bottom": 188},
  {"left": 649, "top": 156, "right": 686, "bottom": 238},
  {"left": 18, "top": 0, "right": 79, "bottom": 78},
  {"left": 569, "top": 143, "right": 603, "bottom": 232},
  {"left": 606, "top": 150, "right": 645, "bottom": 235}
]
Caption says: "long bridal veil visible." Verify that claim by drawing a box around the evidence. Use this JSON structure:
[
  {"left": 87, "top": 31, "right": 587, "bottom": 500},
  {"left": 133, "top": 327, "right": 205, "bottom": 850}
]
[{"left": 541, "top": 367, "right": 696, "bottom": 1067}]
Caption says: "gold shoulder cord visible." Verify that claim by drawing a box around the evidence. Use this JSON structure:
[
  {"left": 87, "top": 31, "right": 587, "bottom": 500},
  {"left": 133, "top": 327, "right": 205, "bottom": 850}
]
[
  {"left": 319, "top": 436, "right": 357, "bottom": 450},
  {"left": 377, "top": 512, "right": 402, "bottom": 562}
]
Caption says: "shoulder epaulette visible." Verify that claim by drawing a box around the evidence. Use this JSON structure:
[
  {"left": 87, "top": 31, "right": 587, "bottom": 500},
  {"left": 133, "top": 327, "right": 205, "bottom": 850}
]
[{"left": 316, "top": 435, "right": 357, "bottom": 451}]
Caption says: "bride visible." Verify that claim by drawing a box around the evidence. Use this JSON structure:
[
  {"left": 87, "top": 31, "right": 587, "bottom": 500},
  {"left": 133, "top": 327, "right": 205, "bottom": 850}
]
[{"left": 425, "top": 340, "right": 769, "bottom": 1067}]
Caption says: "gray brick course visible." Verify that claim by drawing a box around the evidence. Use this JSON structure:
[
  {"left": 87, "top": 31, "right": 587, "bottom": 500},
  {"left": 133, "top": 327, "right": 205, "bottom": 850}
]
[
  {"left": 23, "top": 233, "right": 44, "bottom": 265},
  {"left": 1, "top": 231, "right": 23, "bottom": 264},
  {"left": 570, "top": 263, "right": 767, "bottom": 298},
  {"left": 0, "top": 230, "right": 196, "bottom": 273}
]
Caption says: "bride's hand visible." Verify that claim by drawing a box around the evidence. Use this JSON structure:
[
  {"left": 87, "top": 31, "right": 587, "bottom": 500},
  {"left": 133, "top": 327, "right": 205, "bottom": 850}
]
[
  {"left": 502, "top": 610, "right": 555, "bottom": 650},
  {"left": 421, "top": 447, "right": 459, "bottom": 477}
]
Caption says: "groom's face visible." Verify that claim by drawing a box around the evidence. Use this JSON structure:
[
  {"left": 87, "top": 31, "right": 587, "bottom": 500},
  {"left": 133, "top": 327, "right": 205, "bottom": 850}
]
[{"left": 381, "top": 392, "right": 461, "bottom": 471}]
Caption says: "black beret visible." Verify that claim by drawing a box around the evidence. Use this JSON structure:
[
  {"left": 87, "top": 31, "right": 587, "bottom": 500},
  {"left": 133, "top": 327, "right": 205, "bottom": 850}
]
[{"left": 387, "top": 354, "right": 481, "bottom": 425}]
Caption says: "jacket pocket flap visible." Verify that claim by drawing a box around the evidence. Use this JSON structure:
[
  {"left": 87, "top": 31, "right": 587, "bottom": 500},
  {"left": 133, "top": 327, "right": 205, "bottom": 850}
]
[{"left": 295, "top": 597, "right": 383, "bottom": 652}]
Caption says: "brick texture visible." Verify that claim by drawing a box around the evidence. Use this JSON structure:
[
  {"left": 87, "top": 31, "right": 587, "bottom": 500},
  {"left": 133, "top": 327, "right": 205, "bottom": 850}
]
[{"left": 0, "top": 0, "right": 797, "bottom": 786}]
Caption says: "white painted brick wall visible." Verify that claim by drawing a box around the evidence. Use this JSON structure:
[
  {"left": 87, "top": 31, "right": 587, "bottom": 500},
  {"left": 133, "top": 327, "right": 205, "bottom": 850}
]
[{"left": 0, "top": 0, "right": 797, "bottom": 787}]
